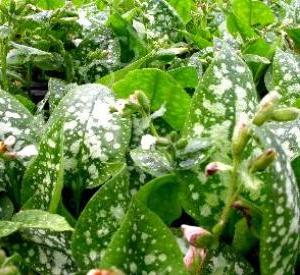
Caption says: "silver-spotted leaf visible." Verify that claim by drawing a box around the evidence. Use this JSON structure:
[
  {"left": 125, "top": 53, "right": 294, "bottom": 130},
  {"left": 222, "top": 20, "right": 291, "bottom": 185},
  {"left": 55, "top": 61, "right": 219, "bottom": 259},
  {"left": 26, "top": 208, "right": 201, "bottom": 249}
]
[
  {"left": 203, "top": 245, "right": 255, "bottom": 274},
  {"left": 135, "top": 0, "right": 184, "bottom": 47},
  {"left": 0, "top": 89, "right": 40, "bottom": 197},
  {"left": 176, "top": 170, "right": 226, "bottom": 229},
  {"left": 11, "top": 241, "right": 77, "bottom": 275},
  {"left": 113, "top": 68, "right": 191, "bottom": 130},
  {"left": 71, "top": 165, "right": 130, "bottom": 269},
  {"left": 266, "top": 50, "right": 300, "bottom": 160},
  {"left": 22, "top": 118, "right": 64, "bottom": 212},
  {"left": 48, "top": 84, "right": 131, "bottom": 188},
  {"left": 12, "top": 210, "right": 73, "bottom": 232},
  {"left": 101, "top": 199, "right": 188, "bottom": 274},
  {"left": 48, "top": 78, "right": 77, "bottom": 112},
  {"left": 6, "top": 210, "right": 74, "bottom": 274},
  {"left": 272, "top": 49, "right": 300, "bottom": 105},
  {"left": 0, "top": 210, "right": 73, "bottom": 242},
  {"left": 268, "top": 119, "right": 300, "bottom": 161},
  {"left": 255, "top": 127, "right": 300, "bottom": 275},
  {"left": 0, "top": 193, "right": 14, "bottom": 220},
  {"left": 183, "top": 42, "right": 258, "bottom": 159},
  {"left": 130, "top": 148, "right": 173, "bottom": 177}
]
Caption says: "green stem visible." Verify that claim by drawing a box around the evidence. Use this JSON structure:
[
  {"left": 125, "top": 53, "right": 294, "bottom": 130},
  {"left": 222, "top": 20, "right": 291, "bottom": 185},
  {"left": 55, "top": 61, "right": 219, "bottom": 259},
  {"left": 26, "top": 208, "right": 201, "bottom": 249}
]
[
  {"left": 0, "top": 39, "right": 9, "bottom": 91},
  {"left": 213, "top": 158, "right": 240, "bottom": 238}
]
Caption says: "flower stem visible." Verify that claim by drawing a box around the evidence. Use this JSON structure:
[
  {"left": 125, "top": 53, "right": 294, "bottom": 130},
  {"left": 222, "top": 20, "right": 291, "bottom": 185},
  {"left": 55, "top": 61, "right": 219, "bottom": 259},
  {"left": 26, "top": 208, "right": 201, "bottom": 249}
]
[
  {"left": 213, "top": 158, "right": 240, "bottom": 238},
  {"left": 0, "top": 39, "right": 9, "bottom": 91}
]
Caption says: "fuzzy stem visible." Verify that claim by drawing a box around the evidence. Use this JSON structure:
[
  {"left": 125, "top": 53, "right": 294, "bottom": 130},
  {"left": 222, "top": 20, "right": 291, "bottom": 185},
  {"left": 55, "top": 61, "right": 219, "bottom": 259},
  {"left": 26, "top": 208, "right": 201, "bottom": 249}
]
[
  {"left": 0, "top": 39, "right": 9, "bottom": 91},
  {"left": 213, "top": 158, "right": 240, "bottom": 238}
]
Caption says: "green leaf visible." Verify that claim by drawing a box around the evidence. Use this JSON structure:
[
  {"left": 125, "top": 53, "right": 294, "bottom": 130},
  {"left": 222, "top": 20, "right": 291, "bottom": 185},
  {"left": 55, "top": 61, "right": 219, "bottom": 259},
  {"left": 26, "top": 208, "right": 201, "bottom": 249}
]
[
  {"left": 0, "top": 221, "right": 20, "bottom": 238},
  {"left": 243, "top": 38, "right": 278, "bottom": 82},
  {"left": 183, "top": 43, "right": 258, "bottom": 158},
  {"left": 177, "top": 170, "right": 226, "bottom": 229},
  {"left": 272, "top": 49, "right": 300, "bottom": 106},
  {"left": 251, "top": 1, "right": 276, "bottom": 26},
  {"left": 135, "top": 174, "right": 182, "bottom": 225},
  {"left": 101, "top": 199, "right": 188, "bottom": 274},
  {"left": 232, "top": 0, "right": 275, "bottom": 26},
  {"left": 98, "top": 52, "right": 154, "bottom": 87},
  {"left": 47, "top": 78, "right": 77, "bottom": 112},
  {"left": 268, "top": 119, "right": 300, "bottom": 161},
  {"left": 203, "top": 245, "right": 255, "bottom": 274},
  {"left": 12, "top": 210, "right": 73, "bottom": 232},
  {"left": 227, "top": 12, "right": 257, "bottom": 40},
  {"left": 136, "top": 0, "right": 184, "bottom": 47},
  {"left": 48, "top": 84, "right": 131, "bottom": 188},
  {"left": 71, "top": 165, "right": 130, "bottom": 269},
  {"left": 113, "top": 68, "right": 191, "bottom": 130},
  {"left": 36, "top": 0, "right": 65, "bottom": 9},
  {"left": 11, "top": 241, "right": 77, "bottom": 275},
  {"left": 255, "top": 127, "right": 300, "bottom": 275},
  {"left": 0, "top": 89, "right": 40, "bottom": 197},
  {"left": 166, "top": 0, "right": 193, "bottom": 23},
  {"left": 267, "top": 50, "right": 300, "bottom": 160},
  {"left": 232, "top": 218, "right": 257, "bottom": 255},
  {"left": 168, "top": 66, "right": 199, "bottom": 89},
  {"left": 0, "top": 89, "right": 39, "bottom": 152},
  {"left": 130, "top": 148, "right": 173, "bottom": 177},
  {"left": 0, "top": 193, "right": 14, "bottom": 220},
  {"left": 21, "top": 118, "right": 64, "bottom": 212},
  {"left": 0, "top": 210, "right": 73, "bottom": 239}
]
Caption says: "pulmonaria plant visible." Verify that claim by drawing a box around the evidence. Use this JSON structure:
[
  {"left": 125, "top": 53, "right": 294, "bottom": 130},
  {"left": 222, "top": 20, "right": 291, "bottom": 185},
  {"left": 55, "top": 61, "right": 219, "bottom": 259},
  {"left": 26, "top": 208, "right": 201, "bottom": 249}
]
[{"left": 0, "top": 1, "right": 300, "bottom": 275}]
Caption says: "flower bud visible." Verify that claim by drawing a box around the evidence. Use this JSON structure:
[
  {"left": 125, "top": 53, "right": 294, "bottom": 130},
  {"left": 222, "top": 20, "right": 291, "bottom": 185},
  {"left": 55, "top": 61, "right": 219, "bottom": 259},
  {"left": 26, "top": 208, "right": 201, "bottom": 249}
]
[
  {"left": 205, "top": 162, "right": 232, "bottom": 177},
  {"left": 175, "top": 138, "right": 188, "bottom": 149},
  {"left": 4, "top": 135, "right": 16, "bottom": 147},
  {"left": 232, "top": 114, "right": 251, "bottom": 157},
  {"left": 183, "top": 245, "right": 205, "bottom": 271},
  {"left": 140, "top": 134, "right": 157, "bottom": 150},
  {"left": 87, "top": 269, "right": 124, "bottom": 275},
  {"left": 271, "top": 107, "right": 300, "bottom": 122},
  {"left": 253, "top": 91, "right": 281, "bottom": 126},
  {"left": 181, "top": 225, "right": 210, "bottom": 246},
  {"left": 249, "top": 148, "right": 277, "bottom": 172},
  {"left": 135, "top": 90, "right": 150, "bottom": 113},
  {"left": 0, "top": 266, "right": 19, "bottom": 275},
  {"left": 0, "top": 141, "right": 7, "bottom": 154}
]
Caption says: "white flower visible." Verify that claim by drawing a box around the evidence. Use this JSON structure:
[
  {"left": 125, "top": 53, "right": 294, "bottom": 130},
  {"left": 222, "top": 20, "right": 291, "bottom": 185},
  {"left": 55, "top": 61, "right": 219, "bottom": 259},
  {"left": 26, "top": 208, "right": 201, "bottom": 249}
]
[
  {"left": 113, "top": 99, "right": 127, "bottom": 113},
  {"left": 4, "top": 135, "right": 16, "bottom": 147},
  {"left": 16, "top": 145, "right": 38, "bottom": 158},
  {"left": 141, "top": 134, "right": 157, "bottom": 150},
  {"left": 151, "top": 104, "right": 166, "bottom": 120}
]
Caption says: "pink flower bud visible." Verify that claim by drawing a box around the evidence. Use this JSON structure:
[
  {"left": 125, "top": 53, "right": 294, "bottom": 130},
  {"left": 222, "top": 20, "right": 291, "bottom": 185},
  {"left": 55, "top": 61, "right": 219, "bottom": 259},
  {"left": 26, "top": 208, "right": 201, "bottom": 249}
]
[
  {"left": 183, "top": 245, "right": 206, "bottom": 269},
  {"left": 205, "top": 162, "right": 232, "bottom": 177},
  {"left": 87, "top": 269, "right": 124, "bottom": 275},
  {"left": 181, "top": 224, "right": 210, "bottom": 246}
]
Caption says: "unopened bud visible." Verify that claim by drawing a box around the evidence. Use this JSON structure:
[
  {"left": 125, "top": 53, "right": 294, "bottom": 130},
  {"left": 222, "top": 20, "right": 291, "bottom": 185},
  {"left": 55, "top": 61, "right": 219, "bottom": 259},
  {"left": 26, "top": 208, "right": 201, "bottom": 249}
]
[
  {"left": 183, "top": 245, "right": 206, "bottom": 271},
  {"left": 87, "top": 269, "right": 124, "bottom": 275},
  {"left": 176, "top": 138, "right": 188, "bottom": 149},
  {"left": 0, "top": 141, "right": 7, "bottom": 154},
  {"left": 249, "top": 148, "right": 277, "bottom": 172},
  {"left": 253, "top": 91, "right": 281, "bottom": 126},
  {"left": 271, "top": 107, "right": 300, "bottom": 122},
  {"left": 205, "top": 162, "right": 232, "bottom": 177},
  {"left": 181, "top": 225, "right": 210, "bottom": 246},
  {"left": 0, "top": 266, "right": 19, "bottom": 275},
  {"left": 232, "top": 114, "right": 251, "bottom": 157},
  {"left": 135, "top": 90, "right": 150, "bottom": 113}
]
